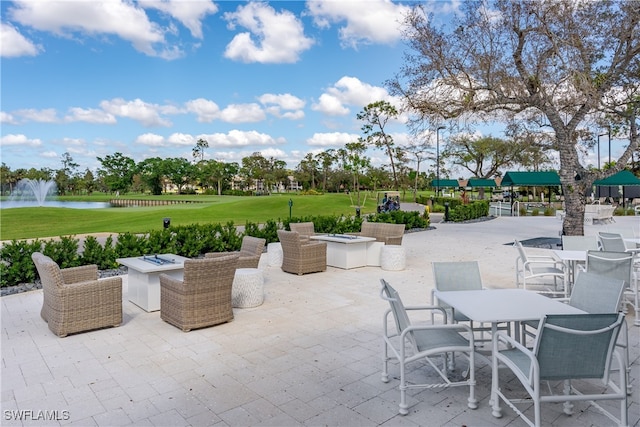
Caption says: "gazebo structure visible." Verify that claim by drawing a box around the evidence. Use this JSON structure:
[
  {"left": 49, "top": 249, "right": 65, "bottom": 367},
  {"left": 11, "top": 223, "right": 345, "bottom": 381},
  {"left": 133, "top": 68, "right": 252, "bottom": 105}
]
[
  {"left": 431, "top": 179, "right": 460, "bottom": 197},
  {"left": 466, "top": 178, "right": 497, "bottom": 200},
  {"left": 593, "top": 170, "right": 640, "bottom": 208},
  {"left": 500, "top": 171, "right": 562, "bottom": 203}
]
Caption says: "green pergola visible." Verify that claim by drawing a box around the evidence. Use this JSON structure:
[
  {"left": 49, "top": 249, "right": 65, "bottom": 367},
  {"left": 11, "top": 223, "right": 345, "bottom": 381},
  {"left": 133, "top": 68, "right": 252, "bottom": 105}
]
[
  {"left": 500, "top": 171, "right": 561, "bottom": 203},
  {"left": 431, "top": 179, "right": 460, "bottom": 188},
  {"left": 500, "top": 171, "right": 561, "bottom": 186},
  {"left": 467, "top": 178, "right": 497, "bottom": 187},
  {"left": 593, "top": 170, "right": 640, "bottom": 208}
]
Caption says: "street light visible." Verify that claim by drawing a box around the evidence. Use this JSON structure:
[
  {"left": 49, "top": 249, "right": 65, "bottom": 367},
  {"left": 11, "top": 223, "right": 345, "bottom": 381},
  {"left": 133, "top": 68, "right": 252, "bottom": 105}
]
[
  {"left": 435, "top": 126, "right": 445, "bottom": 197},
  {"left": 597, "top": 132, "right": 607, "bottom": 170}
]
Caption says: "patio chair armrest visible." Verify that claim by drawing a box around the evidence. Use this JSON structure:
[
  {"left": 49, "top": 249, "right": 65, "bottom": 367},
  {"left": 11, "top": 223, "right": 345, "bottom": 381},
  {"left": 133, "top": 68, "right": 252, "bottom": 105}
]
[
  {"left": 159, "top": 273, "right": 185, "bottom": 294},
  {"left": 60, "top": 276, "right": 122, "bottom": 295},
  {"left": 61, "top": 264, "right": 99, "bottom": 283}
]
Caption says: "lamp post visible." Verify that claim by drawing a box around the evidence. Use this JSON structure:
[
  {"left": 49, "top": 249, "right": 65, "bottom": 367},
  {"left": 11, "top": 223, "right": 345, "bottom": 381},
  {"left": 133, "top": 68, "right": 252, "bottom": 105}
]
[
  {"left": 435, "top": 126, "right": 445, "bottom": 197},
  {"left": 597, "top": 132, "right": 607, "bottom": 170}
]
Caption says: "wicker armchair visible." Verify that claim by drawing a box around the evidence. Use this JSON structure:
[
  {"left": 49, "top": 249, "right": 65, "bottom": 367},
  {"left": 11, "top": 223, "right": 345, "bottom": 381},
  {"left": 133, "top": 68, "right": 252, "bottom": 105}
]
[
  {"left": 205, "top": 236, "right": 266, "bottom": 269},
  {"left": 160, "top": 254, "right": 238, "bottom": 332},
  {"left": 289, "top": 222, "right": 316, "bottom": 241},
  {"left": 358, "top": 222, "right": 405, "bottom": 245},
  {"left": 31, "top": 252, "right": 122, "bottom": 338},
  {"left": 277, "top": 230, "right": 327, "bottom": 275}
]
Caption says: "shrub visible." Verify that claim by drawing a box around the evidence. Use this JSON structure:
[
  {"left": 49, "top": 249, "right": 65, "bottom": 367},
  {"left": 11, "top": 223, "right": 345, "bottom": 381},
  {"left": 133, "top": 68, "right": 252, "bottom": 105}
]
[
  {"left": 0, "top": 239, "right": 43, "bottom": 287},
  {"left": 544, "top": 208, "right": 555, "bottom": 216},
  {"left": 42, "top": 236, "right": 81, "bottom": 268},
  {"left": 446, "top": 201, "right": 489, "bottom": 222},
  {"left": 532, "top": 208, "right": 540, "bottom": 216}
]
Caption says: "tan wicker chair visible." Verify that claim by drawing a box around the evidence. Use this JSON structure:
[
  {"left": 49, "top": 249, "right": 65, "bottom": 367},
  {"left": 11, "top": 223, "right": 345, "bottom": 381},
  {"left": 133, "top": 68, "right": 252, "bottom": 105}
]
[
  {"left": 160, "top": 254, "right": 238, "bottom": 332},
  {"left": 205, "top": 235, "right": 266, "bottom": 269},
  {"left": 358, "top": 222, "right": 405, "bottom": 245},
  {"left": 31, "top": 252, "right": 122, "bottom": 338},
  {"left": 289, "top": 222, "right": 316, "bottom": 241},
  {"left": 277, "top": 230, "right": 327, "bottom": 275}
]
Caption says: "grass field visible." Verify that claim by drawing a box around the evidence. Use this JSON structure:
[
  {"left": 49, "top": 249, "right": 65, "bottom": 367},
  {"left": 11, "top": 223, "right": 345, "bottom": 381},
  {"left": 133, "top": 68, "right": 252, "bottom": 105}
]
[{"left": 0, "top": 192, "right": 395, "bottom": 240}]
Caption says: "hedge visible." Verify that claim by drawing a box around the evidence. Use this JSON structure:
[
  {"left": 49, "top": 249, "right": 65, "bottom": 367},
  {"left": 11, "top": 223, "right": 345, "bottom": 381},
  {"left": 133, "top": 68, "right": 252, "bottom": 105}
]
[{"left": 1, "top": 211, "right": 429, "bottom": 288}]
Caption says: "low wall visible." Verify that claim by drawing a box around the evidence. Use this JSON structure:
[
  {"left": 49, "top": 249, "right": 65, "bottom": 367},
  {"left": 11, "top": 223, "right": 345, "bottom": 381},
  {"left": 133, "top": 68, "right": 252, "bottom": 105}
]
[{"left": 109, "top": 199, "right": 204, "bottom": 207}]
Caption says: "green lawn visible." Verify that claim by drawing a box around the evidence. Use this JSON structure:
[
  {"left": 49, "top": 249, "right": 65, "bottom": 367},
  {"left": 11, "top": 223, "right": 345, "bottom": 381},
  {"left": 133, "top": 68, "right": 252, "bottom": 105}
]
[{"left": 1, "top": 193, "right": 388, "bottom": 240}]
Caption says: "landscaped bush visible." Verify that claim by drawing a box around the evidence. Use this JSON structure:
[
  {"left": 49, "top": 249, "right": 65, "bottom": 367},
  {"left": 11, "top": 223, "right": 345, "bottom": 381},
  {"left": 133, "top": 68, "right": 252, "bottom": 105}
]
[
  {"left": 0, "top": 212, "right": 431, "bottom": 288},
  {"left": 446, "top": 200, "right": 489, "bottom": 222},
  {"left": 0, "top": 239, "right": 43, "bottom": 287}
]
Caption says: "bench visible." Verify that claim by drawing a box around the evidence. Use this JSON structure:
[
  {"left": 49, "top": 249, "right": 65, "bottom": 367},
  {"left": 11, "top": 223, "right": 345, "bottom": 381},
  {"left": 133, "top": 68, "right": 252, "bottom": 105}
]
[
  {"left": 356, "top": 222, "right": 405, "bottom": 245},
  {"left": 584, "top": 205, "right": 615, "bottom": 224}
]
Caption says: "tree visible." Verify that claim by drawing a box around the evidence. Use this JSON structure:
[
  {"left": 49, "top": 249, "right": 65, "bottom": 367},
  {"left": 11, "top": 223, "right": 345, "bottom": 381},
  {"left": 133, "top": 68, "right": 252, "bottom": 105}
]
[
  {"left": 338, "top": 141, "right": 370, "bottom": 207},
  {"left": 96, "top": 152, "right": 136, "bottom": 194},
  {"left": 389, "top": 0, "right": 639, "bottom": 235},
  {"left": 443, "top": 135, "right": 522, "bottom": 179},
  {"left": 297, "top": 153, "right": 319, "bottom": 190},
  {"left": 241, "top": 153, "right": 270, "bottom": 193},
  {"left": 403, "top": 136, "right": 432, "bottom": 201},
  {"left": 137, "top": 157, "right": 166, "bottom": 195},
  {"left": 163, "top": 157, "right": 196, "bottom": 194},
  {"left": 357, "top": 101, "right": 401, "bottom": 189},
  {"left": 315, "top": 149, "right": 337, "bottom": 192},
  {"left": 192, "top": 138, "right": 209, "bottom": 162}
]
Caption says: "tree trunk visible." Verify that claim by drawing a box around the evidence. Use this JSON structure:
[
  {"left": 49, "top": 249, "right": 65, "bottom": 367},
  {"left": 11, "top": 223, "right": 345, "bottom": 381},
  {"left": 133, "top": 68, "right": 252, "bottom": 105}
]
[{"left": 560, "top": 182, "right": 587, "bottom": 236}]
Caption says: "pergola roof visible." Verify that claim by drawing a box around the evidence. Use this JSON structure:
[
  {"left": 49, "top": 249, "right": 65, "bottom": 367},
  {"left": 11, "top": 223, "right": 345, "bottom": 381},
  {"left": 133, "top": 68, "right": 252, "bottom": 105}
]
[
  {"left": 467, "top": 178, "right": 497, "bottom": 187},
  {"left": 593, "top": 170, "right": 640, "bottom": 186},
  {"left": 431, "top": 179, "right": 460, "bottom": 187},
  {"left": 501, "top": 171, "right": 561, "bottom": 187}
]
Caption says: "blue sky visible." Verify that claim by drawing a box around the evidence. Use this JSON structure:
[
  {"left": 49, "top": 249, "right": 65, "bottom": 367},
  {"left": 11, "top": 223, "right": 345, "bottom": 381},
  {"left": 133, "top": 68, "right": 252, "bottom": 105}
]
[
  {"left": 0, "top": 0, "right": 623, "bottom": 177},
  {"left": 1, "top": 0, "right": 440, "bottom": 174}
]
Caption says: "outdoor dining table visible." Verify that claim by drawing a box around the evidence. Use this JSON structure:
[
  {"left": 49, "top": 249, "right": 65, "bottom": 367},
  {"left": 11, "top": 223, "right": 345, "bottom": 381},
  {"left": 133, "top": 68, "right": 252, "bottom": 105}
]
[{"left": 433, "top": 289, "right": 586, "bottom": 410}]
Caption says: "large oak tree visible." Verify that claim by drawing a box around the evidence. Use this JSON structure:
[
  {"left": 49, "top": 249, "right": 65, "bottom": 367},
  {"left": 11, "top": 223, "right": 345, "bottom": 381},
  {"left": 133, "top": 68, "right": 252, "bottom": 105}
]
[{"left": 389, "top": 0, "right": 639, "bottom": 235}]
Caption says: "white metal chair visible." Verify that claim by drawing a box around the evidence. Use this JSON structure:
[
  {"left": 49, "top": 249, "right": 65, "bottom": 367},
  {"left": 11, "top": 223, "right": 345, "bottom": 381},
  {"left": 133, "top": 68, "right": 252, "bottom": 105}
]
[
  {"left": 588, "top": 249, "right": 639, "bottom": 327},
  {"left": 492, "top": 313, "right": 627, "bottom": 427},
  {"left": 514, "top": 239, "right": 568, "bottom": 297},
  {"left": 380, "top": 279, "right": 477, "bottom": 415},
  {"left": 432, "top": 261, "right": 509, "bottom": 345},
  {"left": 561, "top": 235, "right": 599, "bottom": 251}
]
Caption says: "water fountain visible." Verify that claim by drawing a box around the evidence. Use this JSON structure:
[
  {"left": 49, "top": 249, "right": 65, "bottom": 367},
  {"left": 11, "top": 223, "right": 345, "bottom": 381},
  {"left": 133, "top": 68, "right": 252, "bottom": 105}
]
[{"left": 8, "top": 178, "right": 57, "bottom": 206}]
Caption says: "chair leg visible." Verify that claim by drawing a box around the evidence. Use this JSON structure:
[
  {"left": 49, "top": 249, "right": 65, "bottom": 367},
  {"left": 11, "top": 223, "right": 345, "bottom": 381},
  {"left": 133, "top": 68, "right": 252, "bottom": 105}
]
[
  {"left": 382, "top": 342, "right": 390, "bottom": 383},
  {"left": 562, "top": 380, "right": 574, "bottom": 415},
  {"left": 399, "top": 361, "right": 409, "bottom": 415}
]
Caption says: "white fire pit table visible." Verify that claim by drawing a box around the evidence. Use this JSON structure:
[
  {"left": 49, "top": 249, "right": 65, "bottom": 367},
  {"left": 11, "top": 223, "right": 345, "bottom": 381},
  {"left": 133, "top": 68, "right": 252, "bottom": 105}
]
[
  {"left": 310, "top": 234, "right": 377, "bottom": 269},
  {"left": 117, "top": 254, "right": 190, "bottom": 312}
]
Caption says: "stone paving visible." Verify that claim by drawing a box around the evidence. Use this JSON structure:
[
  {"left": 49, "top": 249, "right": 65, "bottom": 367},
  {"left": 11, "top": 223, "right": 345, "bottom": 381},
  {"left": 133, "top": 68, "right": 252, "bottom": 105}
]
[{"left": 1, "top": 216, "right": 639, "bottom": 426}]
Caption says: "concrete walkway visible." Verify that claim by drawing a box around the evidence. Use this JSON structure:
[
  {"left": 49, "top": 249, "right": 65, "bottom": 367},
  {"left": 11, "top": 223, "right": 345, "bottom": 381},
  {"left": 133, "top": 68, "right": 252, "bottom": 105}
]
[{"left": 2, "top": 216, "right": 639, "bottom": 426}]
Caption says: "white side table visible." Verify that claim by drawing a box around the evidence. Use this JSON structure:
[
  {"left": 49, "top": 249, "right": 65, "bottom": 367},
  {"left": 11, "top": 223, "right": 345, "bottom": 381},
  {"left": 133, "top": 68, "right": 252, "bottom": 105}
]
[
  {"left": 232, "top": 268, "right": 264, "bottom": 308},
  {"left": 380, "top": 245, "right": 406, "bottom": 271},
  {"left": 267, "top": 242, "right": 283, "bottom": 267}
]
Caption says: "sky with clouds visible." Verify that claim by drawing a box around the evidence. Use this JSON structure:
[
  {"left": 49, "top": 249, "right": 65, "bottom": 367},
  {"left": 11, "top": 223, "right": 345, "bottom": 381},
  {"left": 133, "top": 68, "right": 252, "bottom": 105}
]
[
  {"left": 1, "top": 0, "right": 432, "bottom": 174},
  {"left": 0, "top": 0, "right": 618, "bottom": 176}
]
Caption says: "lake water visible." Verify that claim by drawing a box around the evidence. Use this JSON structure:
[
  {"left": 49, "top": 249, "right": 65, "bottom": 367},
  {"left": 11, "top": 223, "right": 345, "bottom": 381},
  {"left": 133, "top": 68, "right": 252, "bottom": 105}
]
[{"left": 0, "top": 201, "right": 110, "bottom": 209}]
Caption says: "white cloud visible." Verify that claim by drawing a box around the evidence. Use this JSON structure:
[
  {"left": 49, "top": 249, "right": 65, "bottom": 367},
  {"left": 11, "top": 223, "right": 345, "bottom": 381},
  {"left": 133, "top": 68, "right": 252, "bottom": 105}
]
[
  {"left": 13, "top": 108, "right": 59, "bottom": 123},
  {"left": 100, "top": 98, "right": 172, "bottom": 127},
  {"left": 138, "top": 0, "right": 218, "bottom": 39},
  {"left": 200, "top": 130, "right": 282, "bottom": 147},
  {"left": 312, "top": 76, "right": 396, "bottom": 116},
  {"left": 0, "top": 111, "right": 19, "bottom": 125},
  {"left": 41, "top": 150, "right": 58, "bottom": 158},
  {"left": 7, "top": 0, "right": 182, "bottom": 59},
  {"left": 0, "top": 22, "right": 42, "bottom": 57},
  {"left": 219, "top": 103, "right": 266, "bottom": 123},
  {"left": 167, "top": 133, "right": 196, "bottom": 146},
  {"left": 259, "top": 93, "right": 305, "bottom": 119},
  {"left": 307, "top": 132, "right": 359, "bottom": 147},
  {"left": 258, "top": 93, "right": 305, "bottom": 110},
  {"left": 185, "top": 98, "right": 220, "bottom": 122},
  {"left": 136, "top": 133, "right": 166, "bottom": 147},
  {"left": 65, "top": 107, "right": 116, "bottom": 124},
  {"left": 0, "top": 134, "right": 42, "bottom": 147},
  {"left": 224, "top": 2, "right": 314, "bottom": 63},
  {"left": 306, "top": 0, "right": 409, "bottom": 48}
]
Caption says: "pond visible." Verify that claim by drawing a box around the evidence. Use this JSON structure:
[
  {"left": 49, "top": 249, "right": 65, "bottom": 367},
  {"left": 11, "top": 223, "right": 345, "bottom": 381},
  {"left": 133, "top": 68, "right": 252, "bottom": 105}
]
[{"left": 1, "top": 201, "right": 111, "bottom": 209}]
